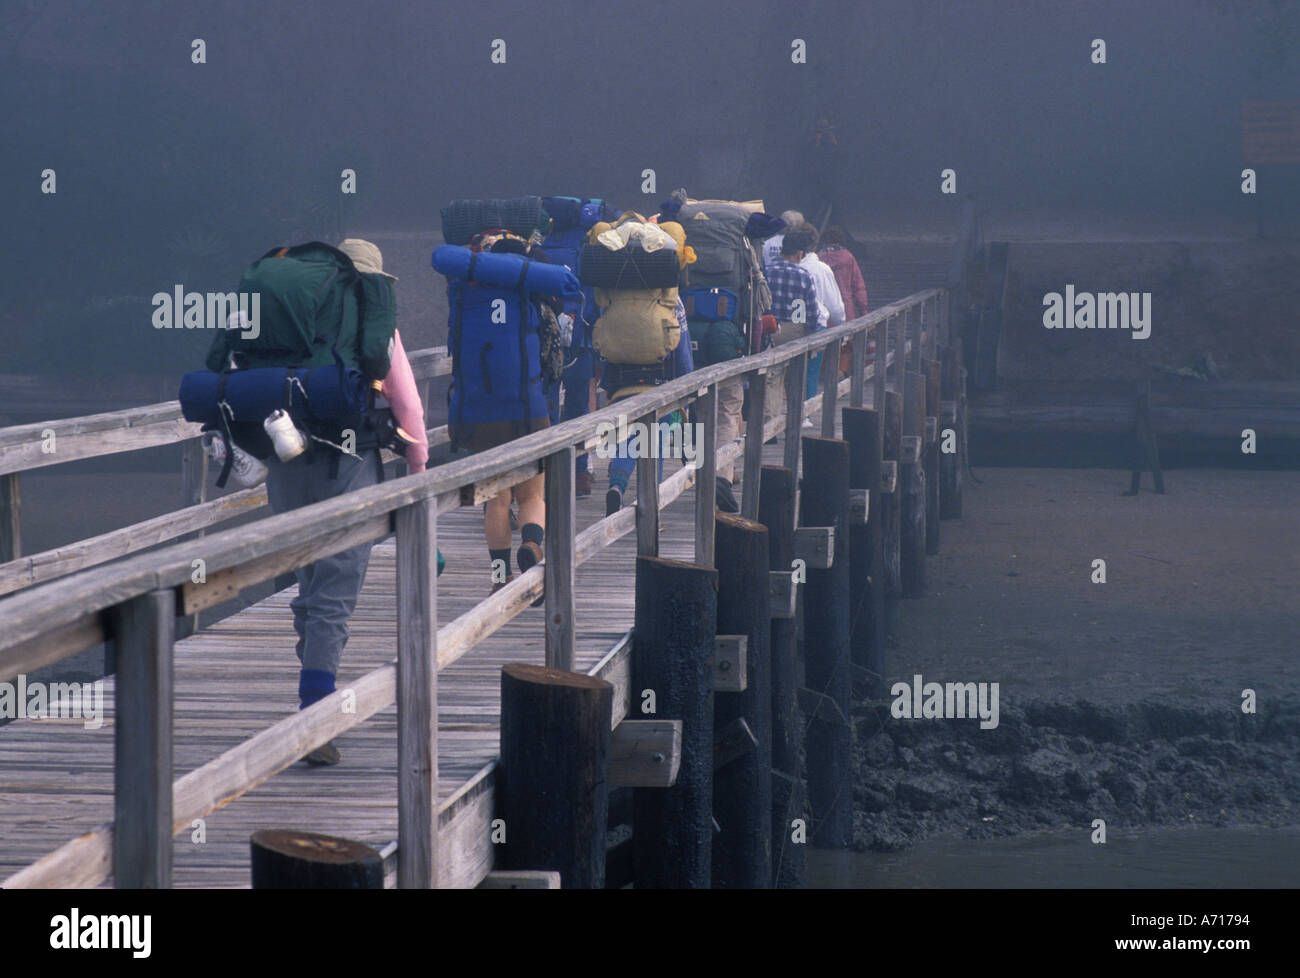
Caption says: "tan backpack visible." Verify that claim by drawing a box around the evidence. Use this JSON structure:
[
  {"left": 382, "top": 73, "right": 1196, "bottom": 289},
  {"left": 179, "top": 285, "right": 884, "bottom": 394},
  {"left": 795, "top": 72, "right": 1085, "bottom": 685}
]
[{"left": 591, "top": 286, "right": 681, "bottom": 365}]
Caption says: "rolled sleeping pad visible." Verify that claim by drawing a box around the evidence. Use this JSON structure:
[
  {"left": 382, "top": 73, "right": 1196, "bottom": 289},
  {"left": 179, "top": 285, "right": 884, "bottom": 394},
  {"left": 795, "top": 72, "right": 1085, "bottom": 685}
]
[
  {"left": 178, "top": 365, "right": 368, "bottom": 428},
  {"left": 440, "top": 196, "right": 548, "bottom": 246},
  {"left": 578, "top": 242, "right": 680, "bottom": 290},
  {"left": 431, "top": 244, "right": 582, "bottom": 298}
]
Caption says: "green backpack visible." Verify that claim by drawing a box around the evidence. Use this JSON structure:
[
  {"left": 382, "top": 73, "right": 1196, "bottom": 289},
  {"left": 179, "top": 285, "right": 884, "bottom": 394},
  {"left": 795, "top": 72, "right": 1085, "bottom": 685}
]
[{"left": 205, "top": 242, "right": 396, "bottom": 380}]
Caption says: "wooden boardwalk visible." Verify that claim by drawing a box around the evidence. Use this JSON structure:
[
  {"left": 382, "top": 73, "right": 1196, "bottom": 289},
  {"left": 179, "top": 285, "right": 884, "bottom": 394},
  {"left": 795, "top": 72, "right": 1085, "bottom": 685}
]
[{"left": 0, "top": 413, "right": 837, "bottom": 887}]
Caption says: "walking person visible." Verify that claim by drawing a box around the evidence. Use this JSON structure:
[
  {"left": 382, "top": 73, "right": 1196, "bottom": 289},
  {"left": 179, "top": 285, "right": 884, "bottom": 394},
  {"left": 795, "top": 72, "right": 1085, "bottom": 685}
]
[{"left": 762, "top": 226, "right": 821, "bottom": 429}]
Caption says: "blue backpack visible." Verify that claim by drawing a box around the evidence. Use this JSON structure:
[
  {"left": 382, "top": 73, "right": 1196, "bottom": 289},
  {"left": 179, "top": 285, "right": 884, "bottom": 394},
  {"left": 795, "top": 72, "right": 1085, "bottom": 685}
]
[
  {"left": 446, "top": 279, "right": 549, "bottom": 434},
  {"left": 542, "top": 197, "right": 618, "bottom": 345}
]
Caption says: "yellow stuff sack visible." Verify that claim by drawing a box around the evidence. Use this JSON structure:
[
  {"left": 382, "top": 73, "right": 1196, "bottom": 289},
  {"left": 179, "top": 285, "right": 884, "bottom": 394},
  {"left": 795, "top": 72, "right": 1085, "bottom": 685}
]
[{"left": 592, "top": 286, "right": 681, "bottom": 365}]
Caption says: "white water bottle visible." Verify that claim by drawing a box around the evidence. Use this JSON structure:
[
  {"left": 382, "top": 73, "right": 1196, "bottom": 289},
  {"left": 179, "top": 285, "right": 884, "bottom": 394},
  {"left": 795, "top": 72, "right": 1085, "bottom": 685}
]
[{"left": 264, "top": 409, "right": 307, "bottom": 461}]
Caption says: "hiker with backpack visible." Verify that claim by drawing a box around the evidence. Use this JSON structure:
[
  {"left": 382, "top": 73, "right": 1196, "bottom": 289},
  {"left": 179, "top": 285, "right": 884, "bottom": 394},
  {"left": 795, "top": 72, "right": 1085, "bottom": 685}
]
[
  {"left": 539, "top": 197, "right": 617, "bottom": 497},
  {"left": 672, "top": 198, "right": 774, "bottom": 512},
  {"left": 180, "top": 238, "right": 429, "bottom": 767},
  {"left": 434, "top": 199, "right": 582, "bottom": 594}
]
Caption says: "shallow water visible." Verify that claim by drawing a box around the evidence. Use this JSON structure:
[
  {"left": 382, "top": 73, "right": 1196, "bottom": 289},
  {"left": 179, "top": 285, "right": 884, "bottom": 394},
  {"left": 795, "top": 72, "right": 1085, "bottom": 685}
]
[{"left": 806, "top": 825, "right": 1300, "bottom": 888}]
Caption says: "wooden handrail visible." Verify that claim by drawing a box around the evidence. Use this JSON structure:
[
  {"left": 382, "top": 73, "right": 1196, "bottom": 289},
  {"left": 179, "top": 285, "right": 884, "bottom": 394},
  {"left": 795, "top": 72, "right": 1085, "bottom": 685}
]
[{"left": 0, "top": 287, "right": 946, "bottom": 889}]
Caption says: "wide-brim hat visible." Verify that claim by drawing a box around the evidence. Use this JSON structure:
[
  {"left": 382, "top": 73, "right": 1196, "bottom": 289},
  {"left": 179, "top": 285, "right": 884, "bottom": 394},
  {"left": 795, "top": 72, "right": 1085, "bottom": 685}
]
[{"left": 339, "top": 238, "right": 397, "bottom": 281}]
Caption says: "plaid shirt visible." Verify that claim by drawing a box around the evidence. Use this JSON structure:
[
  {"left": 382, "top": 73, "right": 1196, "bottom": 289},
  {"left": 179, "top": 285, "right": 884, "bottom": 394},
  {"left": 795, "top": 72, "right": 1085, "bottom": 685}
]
[{"left": 764, "top": 258, "right": 820, "bottom": 331}]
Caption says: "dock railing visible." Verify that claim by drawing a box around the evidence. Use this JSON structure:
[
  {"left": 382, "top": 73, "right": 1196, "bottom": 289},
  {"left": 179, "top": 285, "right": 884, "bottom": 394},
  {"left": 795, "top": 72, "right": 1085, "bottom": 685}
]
[{"left": 0, "top": 283, "right": 961, "bottom": 888}]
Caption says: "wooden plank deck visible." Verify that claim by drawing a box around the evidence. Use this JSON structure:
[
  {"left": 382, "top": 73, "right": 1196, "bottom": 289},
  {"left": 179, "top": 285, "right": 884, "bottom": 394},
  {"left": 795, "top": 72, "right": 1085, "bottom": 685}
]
[{"left": 0, "top": 400, "right": 860, "bottom": 887}]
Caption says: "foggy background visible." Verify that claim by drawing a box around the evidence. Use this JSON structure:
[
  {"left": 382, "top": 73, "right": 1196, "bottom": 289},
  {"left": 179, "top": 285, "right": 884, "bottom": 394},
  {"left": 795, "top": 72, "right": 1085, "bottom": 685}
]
[{"left": 2, "top": 0, "right": 1297, "bottom": 375}]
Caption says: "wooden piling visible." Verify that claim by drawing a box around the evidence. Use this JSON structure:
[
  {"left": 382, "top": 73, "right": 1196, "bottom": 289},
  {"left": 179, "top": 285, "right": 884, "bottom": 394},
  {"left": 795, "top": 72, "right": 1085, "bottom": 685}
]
[
  {"left": 632, "top": 556, "right": 718, "bottom": 889},
  {"left": 799, "top": 437, "right": 854, "bottom": 849},
  {"left": 924, "top": 357, "right": 942, "bottom": 555},
  {"left": 1, "top": 473, "right": 20, "bottom": 563},
  {"left": 842, "top": 406, "right": 884, "bottom": 684},
  {"left": 712, "top": 512, "right": 772, "bottom": 888},
  {"left": 250, "top": 829, "right": 383, "bottom": 889},
  {"left": 901, "top": 371, "right": 927, "bottom": 597},
  {"left": 758, "top": 464, "right": 804, "bottom": 888},
  {"left": 882, "top": 389, "right": 903, "bottom": 633},
  {"left": 940, "top": 343, "right": 964, "bottom": 518},
  {"left": 498, "top": 663, "right": 613, "bottom": 889}
]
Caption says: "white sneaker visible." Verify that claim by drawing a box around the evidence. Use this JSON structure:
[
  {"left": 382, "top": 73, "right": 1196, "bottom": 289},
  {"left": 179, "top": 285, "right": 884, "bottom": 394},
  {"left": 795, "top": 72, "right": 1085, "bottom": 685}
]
[
  {"left": 203, "top": 432, "right": 268, "bottom": 488},
  {"left": 802, "top": 419, "right": 816, "bottom": 429}
]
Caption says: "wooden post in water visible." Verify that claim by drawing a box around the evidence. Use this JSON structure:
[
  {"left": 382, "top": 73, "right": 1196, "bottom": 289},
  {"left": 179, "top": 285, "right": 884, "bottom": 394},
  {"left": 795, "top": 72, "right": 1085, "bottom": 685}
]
[
  {"left": 112, "top": 588, "right": 175, "bottom": 888},
  {"left": 758, "top": 464, "right": 804, "bottom": 888},
  {"left": 632, "top": 556, "right": 717, "bottom": 889},
  {"left": 498, "top": 663, "right": 613, "bottom": 889},
  {"left": 842, "top": 406, "right": 884, "bottom": 685},
  {"left": 250, "top": 830, "right": 383, "bottom": 889},
  {"left": 882, "top": 389, "right": 903, "bottom": 634},
  {"left": 396, "top": 496, "right": 439, "bottom": 888},
  {"left": 940, "top": 343, "right": 964, "bottom": 518},
  {"left": 799, "top": 437, "right": 853, "bottom": 848},
  {"left": 712, "top": 512, "right": 772, "bottom": 888},
  {"left": 901, "top": 370, "right": 927, "bottom": 598},
  {"left": 924, "top": 356, "right": 943, "bottom": 555}
]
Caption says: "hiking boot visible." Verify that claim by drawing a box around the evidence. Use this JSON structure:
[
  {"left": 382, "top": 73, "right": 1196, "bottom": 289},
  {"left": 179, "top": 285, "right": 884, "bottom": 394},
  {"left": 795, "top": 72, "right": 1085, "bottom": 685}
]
[
  {"left": 516, "top": 541, "right": 545, "bottom": 607},
  {"left": 304, "top": 740, "right": 340, "bottom": 766},
  {"left": 716, "top": 477, "right": 739, "bottom": 514},
  {"left": 605, "top": 485, "right": 624, "bottom": 516},
  {"left": 576, "top": 470, "right": 593, "bottom": 497},
  {"left": 490, "top": 573, "right": 514, "bottom": 595}
]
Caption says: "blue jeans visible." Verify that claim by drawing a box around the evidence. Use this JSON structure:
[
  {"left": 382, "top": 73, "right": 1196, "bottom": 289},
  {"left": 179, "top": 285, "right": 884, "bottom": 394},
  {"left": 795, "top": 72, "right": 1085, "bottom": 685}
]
[
  {"left": 265, "top": 448, "right": 380, "bottom": 677},
  {"left": 807, "top": 351, "right": 823, "bottom": 399},
  {"left": 608, "top": 421, "right": 669, "bottom": 490}
]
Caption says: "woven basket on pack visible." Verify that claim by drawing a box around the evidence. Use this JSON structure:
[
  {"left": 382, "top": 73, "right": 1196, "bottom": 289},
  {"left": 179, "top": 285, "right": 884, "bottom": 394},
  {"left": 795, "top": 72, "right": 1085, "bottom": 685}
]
[
  {"left": 440, "top": 196, "right": 548, "bottom": 246},
  {"left": 578, "top": 242, "right": 680, "bottom": 290}
]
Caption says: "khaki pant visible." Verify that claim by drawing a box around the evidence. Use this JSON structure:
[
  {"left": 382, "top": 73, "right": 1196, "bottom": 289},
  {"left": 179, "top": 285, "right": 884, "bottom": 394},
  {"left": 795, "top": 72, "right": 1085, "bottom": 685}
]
[
  {"left": 764, "top": 320, "right": 808, "bottom": 428},
  {"left": 716, "top": 377, "right": 745, "bottom": 482}
]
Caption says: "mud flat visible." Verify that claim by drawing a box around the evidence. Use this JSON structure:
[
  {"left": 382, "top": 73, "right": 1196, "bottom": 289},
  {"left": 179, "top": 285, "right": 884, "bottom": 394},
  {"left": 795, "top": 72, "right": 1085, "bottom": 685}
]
[{"left": 851, "top": 467, "right": 1300, "bottom": 851}]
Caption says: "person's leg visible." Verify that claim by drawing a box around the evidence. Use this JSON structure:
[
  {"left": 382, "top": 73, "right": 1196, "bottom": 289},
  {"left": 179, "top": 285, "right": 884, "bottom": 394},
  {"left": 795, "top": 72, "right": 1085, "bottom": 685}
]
[
  {"left": 294, "top": 449, "right": 380, "bottom": 717},
  {"left": 715, "top": 378, "right": 745, "bottom": 483},
  {"left": 512, "top": 471, "right": 546, "bottom": 606},
  {"left": 807, "top": 350, "right": 823, "bottom": 399},
  {"left": 562, "top": 349, "right": 594, "bottom": 489},
  {"left": 265, "top": 455, "right": 319, "bottom": 674}
]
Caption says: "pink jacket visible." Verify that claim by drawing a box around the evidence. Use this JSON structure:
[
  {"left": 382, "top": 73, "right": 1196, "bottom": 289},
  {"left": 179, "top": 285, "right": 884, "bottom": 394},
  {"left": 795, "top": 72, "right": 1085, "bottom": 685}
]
[
  {"left": 381, "top": 330, "right": 429, "bottom": 473},
  {"left": 820, "top": 246, "right": 869, "bottom": 321}
]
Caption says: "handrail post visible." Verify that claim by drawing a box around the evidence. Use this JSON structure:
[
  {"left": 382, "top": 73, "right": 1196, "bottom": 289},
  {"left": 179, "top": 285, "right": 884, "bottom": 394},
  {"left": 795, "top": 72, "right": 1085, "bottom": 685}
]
[
  {"left": 740, "top": 371, "right": 767, "bottom": 522},
  {"left": 819, "top": 338, "right": 840, "bottom": 438},
  {"left": 850, "top": 329, "right": 867, "bottom": 408},
  {"left": 694, "top": 386, "right": 717, "bottom": 568},
  {"left": 544, "top": 447, "right": 576, "bottom": 669},
  {"left": 635, "top": 412, "right": 659, "bottom": 557},
  {"left": 112, "top": 588, "right": 175, "bottom": 888},
  {"left": 1, "top": 472, "right": 20, "bottom": 563},
  {"left": 782, "top": 354, "right": 806, "bottom": 475},
  {"left": 396, "top": 496, "right": 439, "bottom": 888}
]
